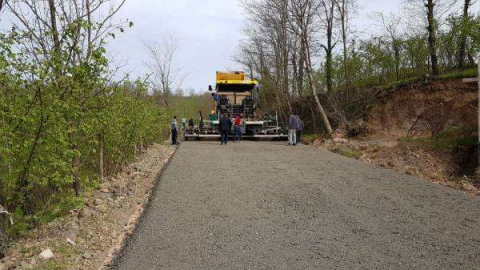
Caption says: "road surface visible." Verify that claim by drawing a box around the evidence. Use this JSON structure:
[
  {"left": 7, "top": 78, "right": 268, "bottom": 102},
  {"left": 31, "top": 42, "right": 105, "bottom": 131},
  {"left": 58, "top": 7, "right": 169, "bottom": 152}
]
[{"left": 111, "top": 141, "right": 480, "bottom": 270}]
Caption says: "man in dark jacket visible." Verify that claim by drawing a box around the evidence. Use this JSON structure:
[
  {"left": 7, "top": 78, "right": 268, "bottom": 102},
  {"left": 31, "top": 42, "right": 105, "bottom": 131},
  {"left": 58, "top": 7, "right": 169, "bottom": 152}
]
[
  {"left": 219, "top": 113, "right": 232, "bottom": 145},
  {"left": 296, "top": 116, "right": 304, "bottom": 145},
  {"left": 171, "top": 116, "right": 178, "bottom": 145},
  {"left": 288, "top": 114, "right": 297, "bottom": 145}
]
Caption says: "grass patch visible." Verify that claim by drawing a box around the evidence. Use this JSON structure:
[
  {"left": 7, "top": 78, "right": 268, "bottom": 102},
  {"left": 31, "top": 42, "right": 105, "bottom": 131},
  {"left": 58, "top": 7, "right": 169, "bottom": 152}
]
[
  {"left": 27, "top": 261, "right": 68, "bottom": 270},
  {"left": 26, "top": 243, "right": 79, "bottom": 270},
  {"left": 37, "top": 194, "right": 85, "bottom": 224},
  {"left": 331, "top": 145, "right": 363, "bottom": 159},
  {"left": 438, "top": 68, "right": 477, "bottom": 80},
  {"left": 7, "top": 193, "right": 85, "bottom": 236},
  {"left": 301, "top": 134, "right": 323, "bottom": 144},
  {"left": 400, "top": 126, "right": 477, "bottom": 150},
  {"left": 430, "top": 126, "right": 477, "bottom": 150}
]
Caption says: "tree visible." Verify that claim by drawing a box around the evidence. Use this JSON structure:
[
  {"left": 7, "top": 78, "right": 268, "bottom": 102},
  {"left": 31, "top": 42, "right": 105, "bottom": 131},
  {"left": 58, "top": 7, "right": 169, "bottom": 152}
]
[
  {"left": 457, "top": 0, "right": 476, "bottom": 68},
  {"left": 288, "top": 0, "right": 333, "bottom": 136},
  {"left": 404, "top": 0, "right": 455, "bottom": 75},
  {"left": 335, "top": 0, "right": 357, "bottom": 86},
  {"left": 425, "top": 0, "right": 439, "bottom": 75},
  {"left": 3, "top": 0, "right": 129, "bottom": 205},
  {"left": 143, "top": 33, "right": 185, "bottom": 106},
  {"left": 319, "top": 0, "right": 337, "bottom": 93},
  {"left": 374, "top": 12, "right": 404, "bottom": 79}
]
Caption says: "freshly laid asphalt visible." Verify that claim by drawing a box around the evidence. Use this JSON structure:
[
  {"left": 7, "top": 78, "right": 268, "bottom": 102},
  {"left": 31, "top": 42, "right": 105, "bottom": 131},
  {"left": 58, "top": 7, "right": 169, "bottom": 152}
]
[{"left": 111, "top": 141, "right": 480, "bottom": 270}]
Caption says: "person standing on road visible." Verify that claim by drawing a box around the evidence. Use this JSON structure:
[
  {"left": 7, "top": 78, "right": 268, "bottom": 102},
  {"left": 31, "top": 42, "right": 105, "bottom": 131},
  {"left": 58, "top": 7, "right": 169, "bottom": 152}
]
[
  {"left": 234, "top": 113, "right": 243, "bottom": 142},
  {"left": 288, "top": 114, "right": 297, "bottom": 146},
  {"left": 171, "top": 116, "right": 179, "bottom": 145},
  {"left": 296, "top": 116, "right": 304, "bottom": 145},
  {"left": 219, "top": 113, "right": 232, "bottom": 145}
]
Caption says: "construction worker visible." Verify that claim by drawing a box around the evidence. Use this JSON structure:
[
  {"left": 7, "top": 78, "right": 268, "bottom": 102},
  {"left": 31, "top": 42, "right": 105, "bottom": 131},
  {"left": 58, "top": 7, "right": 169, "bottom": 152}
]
[
  {"left": 288, "top": 113, "right": 297, "bottom": 146},
  {"left": 171, "top": 116, "right": 179, "bottom": 145},
  {"left": 296, "top": 115, "right": 304, "bottom": 145},
  {"left": 234, "top": 113, "right": 243, "bottom": 142},
  {"left": 219, "top": 113, "right": 232, "bottom": 145},
  {"left": 211, "top": 92, "right": 220, "bottom": 103}
]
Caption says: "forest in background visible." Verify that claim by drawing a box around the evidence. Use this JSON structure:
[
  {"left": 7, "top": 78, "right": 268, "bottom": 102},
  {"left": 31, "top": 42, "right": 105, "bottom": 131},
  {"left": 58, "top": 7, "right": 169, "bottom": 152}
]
[{"left": 235, "top": 0, "right": 479, "bottom": 135}]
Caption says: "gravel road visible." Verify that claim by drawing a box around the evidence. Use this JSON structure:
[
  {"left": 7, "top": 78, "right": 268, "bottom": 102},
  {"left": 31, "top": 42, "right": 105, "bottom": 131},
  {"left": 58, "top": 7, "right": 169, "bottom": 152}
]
[{"left": 111, "top": 141, "right": 480, "bottom": 270}]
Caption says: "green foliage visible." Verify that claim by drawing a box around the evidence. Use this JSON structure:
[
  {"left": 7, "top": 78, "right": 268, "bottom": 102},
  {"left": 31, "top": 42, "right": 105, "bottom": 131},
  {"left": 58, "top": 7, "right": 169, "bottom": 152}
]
[
  {"left": 315, "top": 13, "right": 479, "bottom": 101},
  {"left": 301, "top": 134, "right": 323, "bottom": 145},
  {"left": 167, "top": 93, "right": 213, "bottom": 123},
  {"left": 0, "top": 26, "right": 169, "bottom": 236},
  {"left": 330, "top": 145, "right": 363, "bottom": 160},
  {"left": 429, "top": 126, "right": 477, "bottom": 150},
  {"left": 401, "top": 126, "right": 477, "bottom": 151}
]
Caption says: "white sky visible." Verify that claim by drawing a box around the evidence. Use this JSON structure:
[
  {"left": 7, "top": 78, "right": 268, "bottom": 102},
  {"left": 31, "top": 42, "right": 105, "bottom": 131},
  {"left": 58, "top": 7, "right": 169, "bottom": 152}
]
[
  {"left": 107, "top": 0, "right": 406, "bottom": 93},
  {"left": 5, "top": 0, "right": 471, "bottom": 92}
]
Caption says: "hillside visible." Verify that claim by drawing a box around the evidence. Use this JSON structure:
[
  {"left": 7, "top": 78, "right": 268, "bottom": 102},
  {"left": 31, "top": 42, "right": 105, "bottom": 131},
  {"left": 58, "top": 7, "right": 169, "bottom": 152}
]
[{"left": 314, "top": 78, "right": 479, "bottom": 192}]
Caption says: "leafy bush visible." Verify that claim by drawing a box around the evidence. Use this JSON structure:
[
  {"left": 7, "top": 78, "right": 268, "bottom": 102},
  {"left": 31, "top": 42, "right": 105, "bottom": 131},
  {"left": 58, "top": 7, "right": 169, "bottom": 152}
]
[{"left": 0, "top": 34, "right": 169, "bottom": 235}]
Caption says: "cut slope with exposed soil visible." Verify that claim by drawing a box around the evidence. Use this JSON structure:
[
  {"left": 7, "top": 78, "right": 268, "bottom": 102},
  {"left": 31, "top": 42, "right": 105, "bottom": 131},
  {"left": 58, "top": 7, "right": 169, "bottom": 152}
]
[{"left": 317, "top": 78, "right": 479, "bottom": 192}]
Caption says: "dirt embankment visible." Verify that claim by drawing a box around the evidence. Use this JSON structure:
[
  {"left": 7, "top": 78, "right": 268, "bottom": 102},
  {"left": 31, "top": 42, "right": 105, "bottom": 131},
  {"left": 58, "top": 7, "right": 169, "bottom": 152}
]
[
  {"left": 367, "top": 79, "right": 476, "bottom": 138},
  {"left": 1, "top": 144, "right": 175, "bottom": 270},
  {"left": 317, "top": 79, "right": 479, "bottom": 193}
]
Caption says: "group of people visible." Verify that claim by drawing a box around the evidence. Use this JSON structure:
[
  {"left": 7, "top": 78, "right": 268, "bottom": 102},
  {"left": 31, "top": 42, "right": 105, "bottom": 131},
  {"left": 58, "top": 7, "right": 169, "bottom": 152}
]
[
  {"left": 171, "top": 114, "right": 197, "bottom": 145},
  {"left": 170, "top": 113, "right": 244, "bottom": 145},
  {"left": 288, "top": 114, "right": 304, "bottom": 146},
  {"left": 219, "top": 113, "right": 243, "bottom": 145},
  {"left": 171, "top": 113, "right": 304, "bottom": 146}
]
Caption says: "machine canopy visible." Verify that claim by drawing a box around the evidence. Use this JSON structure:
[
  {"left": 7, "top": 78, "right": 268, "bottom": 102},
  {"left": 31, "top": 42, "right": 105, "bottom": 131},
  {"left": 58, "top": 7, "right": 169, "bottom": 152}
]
[
  {"left": 215, "top": 71, "right": 258, "bottom": 92},
  {"left": 216, "top": 82, "right": 257, "bottom": 92}
]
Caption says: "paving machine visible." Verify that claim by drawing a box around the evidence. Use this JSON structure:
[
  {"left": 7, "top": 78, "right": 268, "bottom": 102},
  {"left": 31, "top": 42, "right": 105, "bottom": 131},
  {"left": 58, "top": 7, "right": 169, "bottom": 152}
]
[{"left": 184, "top": 71, "right": 287, "bottom": 140}]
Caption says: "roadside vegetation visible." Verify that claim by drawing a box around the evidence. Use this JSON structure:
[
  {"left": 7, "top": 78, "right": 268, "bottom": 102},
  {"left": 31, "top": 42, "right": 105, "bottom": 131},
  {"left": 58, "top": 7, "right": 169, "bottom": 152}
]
[{"left": 0, "top": 1, "right": 171, "bottom": 240}]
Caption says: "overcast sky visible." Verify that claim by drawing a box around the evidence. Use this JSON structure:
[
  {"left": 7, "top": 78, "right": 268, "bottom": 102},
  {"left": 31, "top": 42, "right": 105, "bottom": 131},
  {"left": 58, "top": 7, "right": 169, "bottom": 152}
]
[{"left": 106, "top": 0, "right": 410, "bottom": 93}]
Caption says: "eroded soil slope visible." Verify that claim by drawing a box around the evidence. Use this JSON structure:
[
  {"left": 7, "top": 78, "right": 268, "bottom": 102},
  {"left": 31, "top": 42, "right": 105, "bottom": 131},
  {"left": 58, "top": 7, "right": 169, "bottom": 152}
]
[{"left": 319, "top": 79, "right": 478, "bottom": 192}]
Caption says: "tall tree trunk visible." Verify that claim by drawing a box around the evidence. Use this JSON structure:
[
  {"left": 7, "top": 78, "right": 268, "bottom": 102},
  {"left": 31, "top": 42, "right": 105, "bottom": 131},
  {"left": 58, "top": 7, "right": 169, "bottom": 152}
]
[
  {"left": 338, "top": 0, "right": 349, "bottom": 86},
  {"left": 323, "top": 0, "right": 335, "bottom": 93},
  {"left": 325, "top": 42, "right": 333, "bottom": 94},
  {"left": 47, "top": 0, "right": 60, "bottom": 55},
  {"left": 457, "top": 0, "right": 471, "bottom": 69},
  {"left": 18, "top": 86, "right": 44, "bottom": 215},
  {"left": 86, "top": 0, "right": 93, "bottom": 60},
  {"left": 426, "top": 0, "right": 439, "bottom": 75},
  {"left": 303, "top": 36, "right": 333, "bottom": 137},
  {"left": 298, "top": 40, "right": 305, "bottom": 97},
  {"left": 0, "top": 0, "right": 4, "bottom": 13},
  {"left": 394, "top": 41, "right": 401, "bottom": 80}
]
